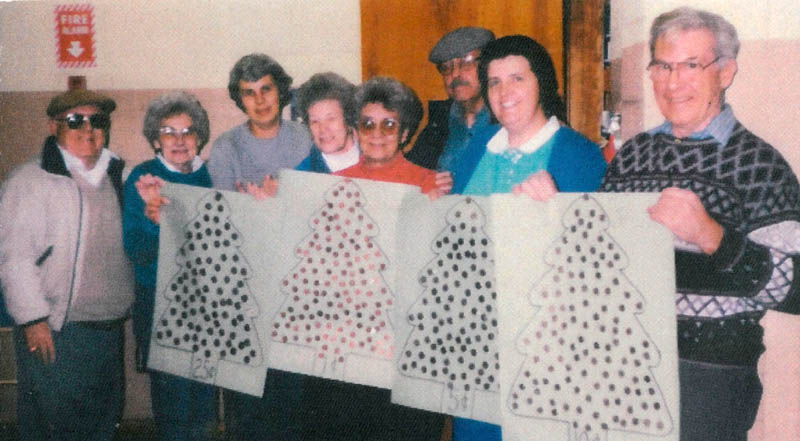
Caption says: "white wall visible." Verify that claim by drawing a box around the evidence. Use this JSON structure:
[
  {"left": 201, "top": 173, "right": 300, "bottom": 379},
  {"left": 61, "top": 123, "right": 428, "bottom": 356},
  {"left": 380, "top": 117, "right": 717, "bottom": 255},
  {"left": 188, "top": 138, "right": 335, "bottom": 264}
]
[
  {"left": 609, "top": 1, "right": 800, "bottom": 54},
  {"left": 0, "top": 0, "right": 362, "bottom": 91},
  {"left": 609, "top": 1, "right": 800, "bottom": 136}
]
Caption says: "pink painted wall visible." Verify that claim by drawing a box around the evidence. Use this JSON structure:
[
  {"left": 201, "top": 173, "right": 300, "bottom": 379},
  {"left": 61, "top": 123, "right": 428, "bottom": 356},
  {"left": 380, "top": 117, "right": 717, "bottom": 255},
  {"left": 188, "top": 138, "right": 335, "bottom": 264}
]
[{"left": 728, "top": 39, "right": 800, "bottom": 171}]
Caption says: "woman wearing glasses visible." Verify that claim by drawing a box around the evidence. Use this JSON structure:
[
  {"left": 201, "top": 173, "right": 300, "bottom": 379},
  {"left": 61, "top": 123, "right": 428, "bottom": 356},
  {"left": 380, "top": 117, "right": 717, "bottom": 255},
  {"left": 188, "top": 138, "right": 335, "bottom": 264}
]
[
  {"left": 328, "top": 76, "right": 448, "bottom": 440},
  {"left": 336, "top": 76, "right": 452, "bottom": 198},
  {"left": 122, "top": 91, "right": 217, "bottom": 441}
]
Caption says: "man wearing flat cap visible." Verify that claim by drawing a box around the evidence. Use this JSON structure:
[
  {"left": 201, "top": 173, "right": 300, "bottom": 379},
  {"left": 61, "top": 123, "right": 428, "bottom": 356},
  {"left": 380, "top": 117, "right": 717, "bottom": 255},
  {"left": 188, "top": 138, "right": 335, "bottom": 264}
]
[
  {"left": 0, "top": 89, "right": 134, "bottom": 440},
  {"left": 406, "top": 26, "right": 495, "bottom": 183}
]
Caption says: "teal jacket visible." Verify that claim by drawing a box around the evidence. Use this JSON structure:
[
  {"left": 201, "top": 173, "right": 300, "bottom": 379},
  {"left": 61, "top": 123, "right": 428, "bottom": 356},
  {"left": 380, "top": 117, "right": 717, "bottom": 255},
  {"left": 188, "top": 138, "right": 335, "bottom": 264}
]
[
  {"left": 451, "top": 124, "right": 606, "bottom": 195},
  {"left": 450, "top": 123, "right": 606, "bottom": 441}
]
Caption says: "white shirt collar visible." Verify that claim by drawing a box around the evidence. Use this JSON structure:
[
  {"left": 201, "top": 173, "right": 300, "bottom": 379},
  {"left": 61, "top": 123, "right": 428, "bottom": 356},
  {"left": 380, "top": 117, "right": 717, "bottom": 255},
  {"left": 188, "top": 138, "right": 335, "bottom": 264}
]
[
  {"left": 487, "top": 116, "right": 560, "bottom": 155},
  {"left": 156, "top": 154, "right": 204, "bottom": 173},
  {"left": 322, "top": 139, "right": 361, "bottom": 172},
  {"left": 57, "top": 145, "right": 114, "bottom": 187}
]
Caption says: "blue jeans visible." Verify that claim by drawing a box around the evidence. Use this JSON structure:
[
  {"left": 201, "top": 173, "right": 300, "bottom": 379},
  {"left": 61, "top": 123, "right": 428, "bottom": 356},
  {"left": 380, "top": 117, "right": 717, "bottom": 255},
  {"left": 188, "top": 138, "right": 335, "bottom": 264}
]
[
  {"left": 14, "top": 322, "right": 124, "bottom": 441},
  {"left": 149, "top": 370, "right": 217, "bottom": 441}
]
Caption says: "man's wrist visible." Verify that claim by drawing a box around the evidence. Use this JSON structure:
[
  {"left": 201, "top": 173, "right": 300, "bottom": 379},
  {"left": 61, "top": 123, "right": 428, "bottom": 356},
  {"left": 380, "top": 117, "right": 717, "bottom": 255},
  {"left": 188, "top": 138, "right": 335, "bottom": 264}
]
[{"left": 699, "top": 219, "right": 724, "bottom": 255}]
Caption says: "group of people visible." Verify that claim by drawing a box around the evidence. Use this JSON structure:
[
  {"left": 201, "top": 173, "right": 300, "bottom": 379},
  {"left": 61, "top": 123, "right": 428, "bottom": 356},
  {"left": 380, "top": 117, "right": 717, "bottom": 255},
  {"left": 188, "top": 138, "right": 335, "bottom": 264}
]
[{"left": 0, "top": 6, "right": 798, "bottom": 441}]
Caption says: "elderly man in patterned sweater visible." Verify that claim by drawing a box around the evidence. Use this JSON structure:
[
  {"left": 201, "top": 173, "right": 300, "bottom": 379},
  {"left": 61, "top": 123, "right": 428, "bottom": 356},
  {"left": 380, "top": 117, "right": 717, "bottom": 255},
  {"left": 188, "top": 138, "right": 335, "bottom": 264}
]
[{"left": 600, "top": 7, "right": 800, "bottom": 441}]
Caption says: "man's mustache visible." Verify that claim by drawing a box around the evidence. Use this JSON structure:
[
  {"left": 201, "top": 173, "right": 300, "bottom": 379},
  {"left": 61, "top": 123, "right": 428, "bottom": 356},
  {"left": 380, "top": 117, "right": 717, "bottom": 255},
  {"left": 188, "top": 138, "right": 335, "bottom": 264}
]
[{"left": 448, "top": 78, "right": 471, "bottom": 89}]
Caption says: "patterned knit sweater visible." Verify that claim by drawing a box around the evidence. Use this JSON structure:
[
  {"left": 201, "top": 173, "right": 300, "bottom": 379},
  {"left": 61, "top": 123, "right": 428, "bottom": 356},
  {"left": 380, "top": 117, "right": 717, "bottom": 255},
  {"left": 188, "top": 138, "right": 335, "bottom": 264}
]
[{"left": 601, "top": 122, "right": 800, "bottom": 365}]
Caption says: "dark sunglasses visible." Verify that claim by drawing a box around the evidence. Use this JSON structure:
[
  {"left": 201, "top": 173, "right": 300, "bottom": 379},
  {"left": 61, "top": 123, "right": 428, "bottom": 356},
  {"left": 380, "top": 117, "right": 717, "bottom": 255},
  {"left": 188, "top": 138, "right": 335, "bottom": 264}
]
[
  {"left": 56, "top": 112, "right": 111, "bottom": 131},
  {"left": 357, "top": 117, "right": 399, "bottom": 136}
]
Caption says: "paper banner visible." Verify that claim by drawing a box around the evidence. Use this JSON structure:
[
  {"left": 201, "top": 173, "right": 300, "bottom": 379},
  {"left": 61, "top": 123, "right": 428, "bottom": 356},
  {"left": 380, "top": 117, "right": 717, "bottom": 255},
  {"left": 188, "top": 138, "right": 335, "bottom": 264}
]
[
  {"left": 151, "top": 184, "right": 281, "bottom": 396},
  {"left": 393, "top": 195, "right": 501, "bottom": 423},
  {"left": 151, "top": 177, "right": 679, "bottom": 433},
  {"left": 492, "top": 193, "right": 678, "bottom": 441},
  {"left": 266, "top": 170, "right": 420, "bottom": 389}
]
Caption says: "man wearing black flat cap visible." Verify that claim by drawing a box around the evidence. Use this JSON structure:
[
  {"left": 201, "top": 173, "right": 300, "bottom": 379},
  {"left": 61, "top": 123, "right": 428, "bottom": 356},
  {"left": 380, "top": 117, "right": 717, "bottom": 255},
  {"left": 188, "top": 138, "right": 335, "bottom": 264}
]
[
  {"left": 0, "top": 89, "right": 134, "bottom": 441},
  {"left": 406, "top": 26, "right": 495, "bottom": 181}
]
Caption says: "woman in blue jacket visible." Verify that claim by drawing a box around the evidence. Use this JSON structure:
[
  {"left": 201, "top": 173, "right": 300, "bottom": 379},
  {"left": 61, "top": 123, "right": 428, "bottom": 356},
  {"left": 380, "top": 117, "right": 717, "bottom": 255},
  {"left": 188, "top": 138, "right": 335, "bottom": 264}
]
[
  {"left": 451, "top": 35, "right": 607, "bottom": 441},
  {"left": 451, "top": 35, "right": 606, "bottom": 197},
  {"left": 122, "top": 91, "right": 216, "bottom": 441}
]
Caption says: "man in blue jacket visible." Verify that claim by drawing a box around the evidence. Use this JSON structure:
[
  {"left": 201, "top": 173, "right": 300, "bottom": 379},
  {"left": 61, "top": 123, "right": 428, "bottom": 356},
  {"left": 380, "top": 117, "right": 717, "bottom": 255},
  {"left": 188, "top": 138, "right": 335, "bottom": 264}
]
[{"left": 405, "top": 26, "right": 494, "bottom": 185}]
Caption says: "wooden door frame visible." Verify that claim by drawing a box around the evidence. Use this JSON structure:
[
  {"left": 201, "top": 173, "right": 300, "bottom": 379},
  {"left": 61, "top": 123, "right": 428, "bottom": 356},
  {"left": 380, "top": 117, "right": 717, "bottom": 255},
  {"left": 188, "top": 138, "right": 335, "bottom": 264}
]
[{"left": 563, "top": 0, "right": 605, "bottom": 143}]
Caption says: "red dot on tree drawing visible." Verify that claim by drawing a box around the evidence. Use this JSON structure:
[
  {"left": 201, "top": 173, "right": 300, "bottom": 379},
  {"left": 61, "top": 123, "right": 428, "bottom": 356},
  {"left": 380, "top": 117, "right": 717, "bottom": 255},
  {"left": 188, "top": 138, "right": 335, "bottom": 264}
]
[
  {"left": 271, "top": 179, "right": 394, "bottom": 378},
  {"left": 398, "top": 197, "right": 499, "bottom": 416},
  {"left": 155, "top": 191, "right": 263, "bottom": 381},
  {"left": 509, "top": 194, "right": 673, "bottom": 441}
]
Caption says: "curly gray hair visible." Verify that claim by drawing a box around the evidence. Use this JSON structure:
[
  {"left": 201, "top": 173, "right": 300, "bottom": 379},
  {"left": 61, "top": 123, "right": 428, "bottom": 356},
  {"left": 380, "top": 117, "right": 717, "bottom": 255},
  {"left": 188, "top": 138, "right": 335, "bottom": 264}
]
[
  {"left": 650, "top": 7, "right": 740, "bottom": 65},
  {"left": 142, "top": 91, "right": 210, "bottom": 152},
  {"left": 355, "top": 76, "right": 422, "bottom": 148},
  {"left": 295, "top": 72, "right": 357, "bottom": 128}
]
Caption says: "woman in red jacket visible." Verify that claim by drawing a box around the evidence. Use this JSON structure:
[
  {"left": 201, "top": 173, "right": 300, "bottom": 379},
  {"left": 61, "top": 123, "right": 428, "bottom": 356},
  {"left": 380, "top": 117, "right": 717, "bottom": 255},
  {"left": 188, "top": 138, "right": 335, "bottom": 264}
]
[{"left": 336, "top": 76, "right": 452, "bottom": 198}]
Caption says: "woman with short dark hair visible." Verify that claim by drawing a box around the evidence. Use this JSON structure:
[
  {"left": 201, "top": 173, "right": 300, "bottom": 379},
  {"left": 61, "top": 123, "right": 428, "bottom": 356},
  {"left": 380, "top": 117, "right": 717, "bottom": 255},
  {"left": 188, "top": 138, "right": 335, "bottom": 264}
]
[
  {"left": 227, "top": 53, "right": 294, "bottom": 113},
  {"left": 452, "top": 35, "right": 606, "bottom": 197},
  {"left": 325, "top": 76, "right": 449, "bottom": 440},
  {"left": 450, "top": 36, "right": 607, "bottom": 441},
  {"left": 208, "top": 53, "right": 311, "bottom": 193}
]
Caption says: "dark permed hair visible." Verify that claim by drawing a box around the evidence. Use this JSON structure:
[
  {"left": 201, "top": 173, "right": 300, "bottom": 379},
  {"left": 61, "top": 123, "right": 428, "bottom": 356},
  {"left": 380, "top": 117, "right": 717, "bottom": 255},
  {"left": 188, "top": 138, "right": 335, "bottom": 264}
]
[
  {"left": 354, "top": 76, "right": 422, "bottom": 148},
  {"left": 295, "top": 72, "right": 357, "bottom": 128}
]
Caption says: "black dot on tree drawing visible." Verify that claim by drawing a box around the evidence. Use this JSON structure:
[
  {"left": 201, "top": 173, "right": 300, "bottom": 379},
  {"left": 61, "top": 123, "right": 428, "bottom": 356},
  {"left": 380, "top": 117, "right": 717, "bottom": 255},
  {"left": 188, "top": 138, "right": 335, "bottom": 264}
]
[
  {"left": 155, "top": 191, "right": 262, "bottom": 381},
  {"left": 509, "top": 194, "right": 672, "bottom": 441},
  {"left": 398, "top": 197, "right": 499, "bottom": 416}
]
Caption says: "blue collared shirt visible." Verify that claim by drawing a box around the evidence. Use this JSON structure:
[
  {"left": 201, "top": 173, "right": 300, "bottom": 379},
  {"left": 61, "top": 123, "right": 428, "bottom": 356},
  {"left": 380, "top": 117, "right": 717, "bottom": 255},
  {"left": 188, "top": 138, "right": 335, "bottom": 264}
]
[
  {"left": 648, "top": 104, "right": 736, "bottom": 146},
  {"left": 437, "top": 104, "right": 492, "bottom": 175}
]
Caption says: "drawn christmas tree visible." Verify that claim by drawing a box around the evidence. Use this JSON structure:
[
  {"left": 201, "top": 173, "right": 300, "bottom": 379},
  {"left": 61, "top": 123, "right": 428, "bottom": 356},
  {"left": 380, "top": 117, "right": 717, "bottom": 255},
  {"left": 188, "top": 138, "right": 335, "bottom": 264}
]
[
  {"left": 154, "top": 191, "right": 262, "bottom": 381},
  {"left": 398, "top": 197, "right": 499, "bottom": 416},
  {"left": 508, "top": 194, "right": 672, "bottom": 441},
  {"left": 271, "top": 179, "right": 394, "bottom": 378}
]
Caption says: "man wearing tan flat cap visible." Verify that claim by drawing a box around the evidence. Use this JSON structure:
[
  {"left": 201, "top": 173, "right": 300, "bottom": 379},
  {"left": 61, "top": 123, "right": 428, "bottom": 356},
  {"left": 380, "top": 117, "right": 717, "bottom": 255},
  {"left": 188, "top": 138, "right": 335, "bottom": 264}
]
[{"left": 0, "top": 89, "right": 134, "bottom": 441}]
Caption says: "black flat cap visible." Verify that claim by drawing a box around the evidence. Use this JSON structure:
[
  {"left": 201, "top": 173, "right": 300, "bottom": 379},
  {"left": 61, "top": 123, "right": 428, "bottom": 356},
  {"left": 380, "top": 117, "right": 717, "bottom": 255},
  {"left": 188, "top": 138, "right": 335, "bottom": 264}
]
[
  {"left": 428, "top": 27, "right": 495, "bottom": 64},
  {"left": 46, "top": 89, "right": 116, "bottom": 117}
]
